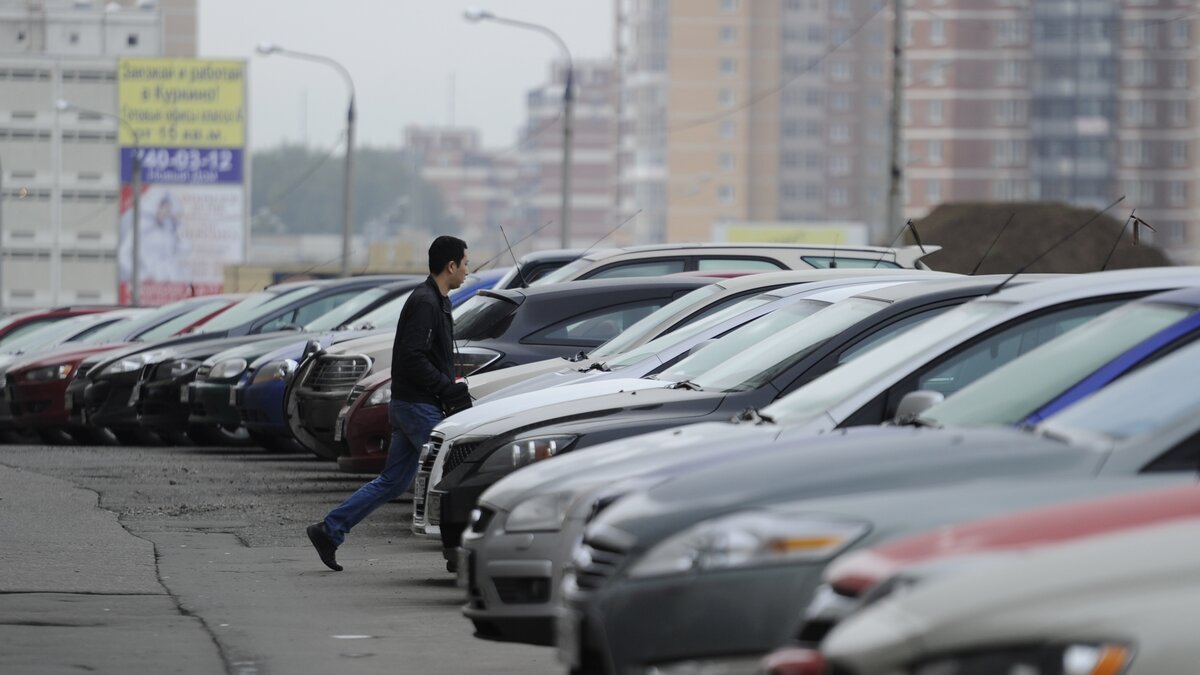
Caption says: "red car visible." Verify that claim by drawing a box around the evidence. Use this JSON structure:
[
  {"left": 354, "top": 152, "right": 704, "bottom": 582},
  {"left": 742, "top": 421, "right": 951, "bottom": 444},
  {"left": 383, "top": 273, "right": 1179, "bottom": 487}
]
[
  {"left": 6, "top": 296, "right": 240, "bottom": 444},
  {"left": 336, "top": 371, "right": 392, "bottom": 473},
  {"left": 0, "top": 306, "right": 115, "bottom": 349},
  {"left": 761, "top": 482, "right": 1200, "bottom": 675}
]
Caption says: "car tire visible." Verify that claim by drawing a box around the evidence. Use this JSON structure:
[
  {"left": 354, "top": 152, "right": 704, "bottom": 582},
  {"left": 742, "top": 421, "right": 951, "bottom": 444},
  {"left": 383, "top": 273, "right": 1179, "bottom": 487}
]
[
  {"left": 68, "top": 427, "right": 117, "bottom": 446},
  {"left": 35, "top": 428, "right": 74, "bottom": 445},
  {"left": 111, "top": 427, "right": 163, "bottom": 446}
]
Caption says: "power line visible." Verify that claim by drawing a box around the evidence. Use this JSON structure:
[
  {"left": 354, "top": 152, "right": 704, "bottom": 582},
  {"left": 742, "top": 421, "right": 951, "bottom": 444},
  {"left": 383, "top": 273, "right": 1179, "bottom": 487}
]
[{"left": 263, "top": 132, "right": 347, "bottom": 211}]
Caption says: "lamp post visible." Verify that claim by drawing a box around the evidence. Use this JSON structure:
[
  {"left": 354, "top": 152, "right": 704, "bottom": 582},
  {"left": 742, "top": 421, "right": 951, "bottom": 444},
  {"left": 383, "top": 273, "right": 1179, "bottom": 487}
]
[
  {"left": 56, "top": 99, "right": 142, "bottom": 305},
  {"left": 464, "top": 8, "right": 574, "bottom": 249},
  {"left": 256, "top": 43, "right": 356, "bottom": 277}
]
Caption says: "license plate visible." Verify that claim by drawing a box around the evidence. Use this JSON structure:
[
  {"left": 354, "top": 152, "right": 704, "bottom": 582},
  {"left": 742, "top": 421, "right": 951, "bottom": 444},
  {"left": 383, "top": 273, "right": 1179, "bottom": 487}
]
[
  {"left": 555, "top": 608, "right": 582, "bottom": 668},
  {"left": 229, "top": 387, "right": 239, "bottom": 406},
  {"left": 128, "top": 386, "right": 141, "bottom": 405},
  {"left": 333, "top": 413, "right": 346, "bottom": 442},
  {"left": 456, "top": 549, "right": 471, "bottom": 589},
  {"left": 180, "top": 385, "right": 190, "bottom": 403},
  {"left": 414, "top": 474, "right": 428, "bottom": 504},
  {"left": 64, "top": 393, "right": 73, "bottom": 411}
]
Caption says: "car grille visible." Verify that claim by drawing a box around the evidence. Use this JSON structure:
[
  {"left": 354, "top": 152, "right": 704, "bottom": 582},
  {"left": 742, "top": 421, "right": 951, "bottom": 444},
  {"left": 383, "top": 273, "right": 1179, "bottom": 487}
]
[
  {"left": 493, "top": 577, "right": 551, "bottom": 605},
  {"left": 442, "top": 441, "right": 479, "bottom": 474},
  {"left": 346, "top": 384, "right": 367, "bottom": 407},
  {"left": 412, "top": 434, "right": 445, "bottom": 525},
  {"left": 573, "top": 537, "right": 629, "bottom": 593},
  {"left": 304, "top": 355, "right": 370, "bottom": 392},
  {"left": 427, "top": 491, "right": 443, "bottom": 526}
]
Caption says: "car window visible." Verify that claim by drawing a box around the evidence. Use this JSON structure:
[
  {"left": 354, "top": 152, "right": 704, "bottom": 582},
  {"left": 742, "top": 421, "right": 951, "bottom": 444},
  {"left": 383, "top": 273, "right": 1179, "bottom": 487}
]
[
  {"left": 1, "top": 317, "right": 104, "bottom": 354},
  {"left": 836, "top": 307, "right": 952, "bottom": 365},
  {"left": 915, "top": 300, "right": 1124, "bottom": 397},
  {"left": 258, "top": 289, "right": 365, "bottom": 333},
  {"left": 530, "top": 258, "right": 591, "bottom": 286},
  {"left": 304, "top": 287, "right": 391, "bottom": 332},
  {"left": 132, "top": 299, "right": 232, "bottom": 340},
  {"left": 0, "top": 318, "right": 63, "bottom": 347},
  {"left": 802, "top": 256, "right": 900, "bottom": 269},
  {"left": 455, "top": 295, "right": 521, "bottom": 341},
  {"left": 696, "top": 257, "right": 785, "bottom": 271},
  {"left": 526, "top": 301, "right": 664, "bottom": 347},
  {"left": 195, "top": 287, "right": 315, "bottom": 333},
  {"left": 351, "top": 290, "right": 413, "bottom": 330},
  {"left": 590, "top": 284, "right": 726, "bottom": 361},
  {"left": 586, "top": 260, "right": 687, "bottom": 279}
]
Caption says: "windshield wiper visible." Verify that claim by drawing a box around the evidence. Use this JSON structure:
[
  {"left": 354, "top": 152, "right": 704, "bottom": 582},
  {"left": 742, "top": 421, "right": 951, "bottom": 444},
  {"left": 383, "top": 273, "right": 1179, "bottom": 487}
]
[
  {"left": 671, "top": 379, "right": 703, "bottom": 391},
  {"left": 902, "top": 416, "right": 941, "bottom": 429},
  {"left": 584, "top": 361, "right": 611, "bottom": 372},
  {"left": 567, "top": 350, "right": 590, "bottom": 363},
  {"left": 734, "top": 406, "right": 775, "bottom": 425}
]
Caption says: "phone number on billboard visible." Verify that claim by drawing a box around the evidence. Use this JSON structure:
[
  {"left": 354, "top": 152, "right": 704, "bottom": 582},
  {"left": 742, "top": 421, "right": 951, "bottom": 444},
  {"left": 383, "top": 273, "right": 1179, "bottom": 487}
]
[{"left": 137, "top": 148, "right": 236, "bottom": 172}]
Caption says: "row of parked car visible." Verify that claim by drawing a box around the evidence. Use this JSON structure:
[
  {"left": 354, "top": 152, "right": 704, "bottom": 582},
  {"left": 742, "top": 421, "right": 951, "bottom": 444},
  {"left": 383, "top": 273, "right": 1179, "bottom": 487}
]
[{"left": 13, "top": 240, "right": 1196, "bottom": 673}]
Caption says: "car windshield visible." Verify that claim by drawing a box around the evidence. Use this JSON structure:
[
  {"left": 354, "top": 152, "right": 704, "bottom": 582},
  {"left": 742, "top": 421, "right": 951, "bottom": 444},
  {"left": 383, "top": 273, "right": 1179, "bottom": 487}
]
[
  {"left": 923, "top": 301, "right": 1198, "bottom": 428},
  {"left": 193, "top": 286, "right": 316, "bottom": 333},
  {"left": 654, "top": 298, "right": 830, "bottom": 381},
  {"left": 346, "top": 290, "right": 413, "bottom": 331},
  {"left": 529, "top": 257, "right": 592, "bottom": 286},
  {"left": 82, "top": 298, "right": 222, "bottom": 343},
  {"left": 604, "top": 291, "right": 786, "bottom": 369},
  {"left": 453, "top": 294, "right": 520, "bottom": 340},
  {"left": 304, "top": 287, "right": 392, "bottom": 332},
  {"left": 675, "top": 298, "right": 888, "bottom": 390},
  {"left": 590, "top": 283, "right": 725, "bottom": 361},
  {"left": 1043, "top": 337, "right": 1200, "bottom": 441},
  {"left": 0, "top": 315, "right": 108, "bottom": 354},
  {"left": 763, "top": 300, "right": 1013, "bottom": 424}
]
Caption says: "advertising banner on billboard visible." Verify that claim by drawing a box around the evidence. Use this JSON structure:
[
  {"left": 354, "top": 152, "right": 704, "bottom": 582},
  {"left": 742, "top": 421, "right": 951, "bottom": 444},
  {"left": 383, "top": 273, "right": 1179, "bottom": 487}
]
[{"left": 117, "top": 58, "right": 247, "bottom": 305}]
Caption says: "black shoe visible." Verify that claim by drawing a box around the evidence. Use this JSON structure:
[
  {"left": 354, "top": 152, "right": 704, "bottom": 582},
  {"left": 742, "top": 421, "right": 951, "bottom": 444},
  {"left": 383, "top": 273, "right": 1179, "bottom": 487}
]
[{"left": 306, "top": 522, "right": 343, "bottom": 571}]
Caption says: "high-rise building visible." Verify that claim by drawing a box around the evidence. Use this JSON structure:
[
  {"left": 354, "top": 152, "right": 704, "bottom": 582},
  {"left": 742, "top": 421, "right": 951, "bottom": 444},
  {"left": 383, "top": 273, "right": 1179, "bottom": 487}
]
[
  {"left": 0, "top": 0, "right": 175, "bottom": 308},
  {"left": 617, "top": 0, "right": 1198, "bottom": 261}
]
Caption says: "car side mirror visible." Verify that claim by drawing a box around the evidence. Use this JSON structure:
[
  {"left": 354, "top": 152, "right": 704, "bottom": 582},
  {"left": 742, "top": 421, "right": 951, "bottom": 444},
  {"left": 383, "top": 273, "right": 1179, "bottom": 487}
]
[{"left": 893, "top": 390, "right": 944, "bottom": 425}]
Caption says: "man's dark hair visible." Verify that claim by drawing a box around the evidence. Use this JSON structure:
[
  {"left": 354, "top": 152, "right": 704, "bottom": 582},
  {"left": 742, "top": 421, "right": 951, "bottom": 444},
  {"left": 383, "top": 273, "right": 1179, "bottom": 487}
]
[{"left": 428, "top": 236, "right": 467, "bottom": 275}]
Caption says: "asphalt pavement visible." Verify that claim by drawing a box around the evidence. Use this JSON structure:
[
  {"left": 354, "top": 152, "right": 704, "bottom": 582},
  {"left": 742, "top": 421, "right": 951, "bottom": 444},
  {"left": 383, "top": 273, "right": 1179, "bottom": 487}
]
[{"left": 0, "top": 442, "right": 558, "bottom": 674}]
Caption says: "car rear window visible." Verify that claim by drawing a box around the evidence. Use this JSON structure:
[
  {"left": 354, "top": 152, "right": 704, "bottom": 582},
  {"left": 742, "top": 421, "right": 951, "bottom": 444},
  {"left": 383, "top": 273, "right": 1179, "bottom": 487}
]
[{"left": 453, "top": 294, "right": 521, "bottom": 341}]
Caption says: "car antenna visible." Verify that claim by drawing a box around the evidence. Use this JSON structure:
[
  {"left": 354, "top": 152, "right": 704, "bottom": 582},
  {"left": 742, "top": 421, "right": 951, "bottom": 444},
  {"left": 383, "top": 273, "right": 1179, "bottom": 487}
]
[
  {"left": 1099, "top": 210, "right": 1138, "bottom": 272},
  {"left": 989, "top": 195, "right": 1125, "bottom": 296},
  {"left": 498, "top": 225, "right": 528, "bottom": 288},
  {"left": 473, "top": 220, "right": 555, "bottom": 274},
  {"left": 580, "top": 209, "right": 644, "bottom": 257},
  {"left": 871, "top": 219, "right": 917, "bottom": 268},
  {"left": 970, "top": 211, "right": 1017, "bottom": 275}
]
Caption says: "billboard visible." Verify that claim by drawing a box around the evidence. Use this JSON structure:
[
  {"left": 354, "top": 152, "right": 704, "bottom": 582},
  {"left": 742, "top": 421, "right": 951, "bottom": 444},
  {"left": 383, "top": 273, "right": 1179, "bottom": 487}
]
[{"left": 117, "top": 58, "right": 247, "bottom": 304}]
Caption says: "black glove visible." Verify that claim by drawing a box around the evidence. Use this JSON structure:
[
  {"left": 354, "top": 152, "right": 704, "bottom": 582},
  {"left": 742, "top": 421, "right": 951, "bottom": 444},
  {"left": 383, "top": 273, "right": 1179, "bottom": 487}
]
[{"left": 441, "top": 381, "right": 472, "bottom": 416}]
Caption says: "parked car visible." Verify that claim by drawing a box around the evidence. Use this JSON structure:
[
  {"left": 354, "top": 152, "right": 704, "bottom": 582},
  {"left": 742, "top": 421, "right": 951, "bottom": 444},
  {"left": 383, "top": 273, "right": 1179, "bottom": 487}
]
[
  {"left": 0, "top": 305, "right": 117, "bottom": 349},
  {"left": 287, "top": 276, "right": 716, "bottom": 461},
  {"left": 5, "top": 295, "right": 241, "bottom": 444},
  {"left": 433, "top": 275, "right": 971, "bottom": 552},
  {"left": 818, "top": 516, "right": 1200, "bottom": 675},
  {"left": 531, "top": 244, "right": 939, "bottom": 287},
  {"left": 472, "top": 269, "right": 955, "bottom": 402},
  {"left": 335, "top": 370, "right": 392, "bottom": 472},
  {"left": 450, "top": 268, "right": 510, "bottom": 307},
  {"left": 491, "top": 248, "right": 584, "bottom": 288},
  {"left": 74, "top": 277, "right": 406, "bottom": 443}
]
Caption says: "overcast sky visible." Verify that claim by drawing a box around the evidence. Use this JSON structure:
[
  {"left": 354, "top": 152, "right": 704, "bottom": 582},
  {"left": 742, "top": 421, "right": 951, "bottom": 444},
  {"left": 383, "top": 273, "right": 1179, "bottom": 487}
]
[{"left": 198, "top": 0, "right": 613, "bottom": 152}]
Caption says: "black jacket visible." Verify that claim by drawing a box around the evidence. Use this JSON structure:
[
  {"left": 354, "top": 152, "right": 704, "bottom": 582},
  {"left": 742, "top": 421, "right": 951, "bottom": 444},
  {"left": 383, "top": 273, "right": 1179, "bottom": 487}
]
[{"left": 391, "top": 276, "right": 462, "bottom": 410}]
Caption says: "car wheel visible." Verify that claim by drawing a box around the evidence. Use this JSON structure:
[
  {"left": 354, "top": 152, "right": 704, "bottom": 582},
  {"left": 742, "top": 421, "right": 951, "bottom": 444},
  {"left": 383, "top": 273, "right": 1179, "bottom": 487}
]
[
  {"left": 35, "top": 428, "right": 74, "bottom": 445},
  {"left": 68, "top": 427, "right": 117, "bottom": 446}
]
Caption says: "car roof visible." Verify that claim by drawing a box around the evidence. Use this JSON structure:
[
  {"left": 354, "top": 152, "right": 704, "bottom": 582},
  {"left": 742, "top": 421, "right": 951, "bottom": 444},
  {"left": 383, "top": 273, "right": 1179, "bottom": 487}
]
[
  {"left": 1138, "top": 285, "right": 1200, "bottom": 308},
  {"left": 581, "top": 243, "right": 930, "bottom": 261},
  {"left": 485, "top": 275, "right": 717, "bottom": 302},
  {"left": 265, "top": 275, "right": 411, "bottom": 292},
  {"left": 988, "top": 266, "right": 1199, "bottom": 304},
  {"left": 710, "top": 269, "right": 958, "bottom": 294},
  {"left": 853, "top": 274, "right": 1061, "bottom": 303},
  {"left": 519, "top": 248, "right": 587, "bottom": 263}
]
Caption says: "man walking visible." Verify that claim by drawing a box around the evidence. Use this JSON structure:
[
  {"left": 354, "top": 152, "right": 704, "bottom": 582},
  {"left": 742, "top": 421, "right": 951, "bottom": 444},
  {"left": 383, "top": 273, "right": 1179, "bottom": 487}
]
[{"left": 307, "top": 236, "right": 472, "bottom": 571}]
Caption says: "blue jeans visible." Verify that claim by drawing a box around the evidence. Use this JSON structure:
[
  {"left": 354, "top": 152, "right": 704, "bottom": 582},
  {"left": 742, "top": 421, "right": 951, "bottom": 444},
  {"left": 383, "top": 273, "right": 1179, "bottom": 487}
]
[{"left": 323, "top": 400, "right": 443, "bottom": 546}]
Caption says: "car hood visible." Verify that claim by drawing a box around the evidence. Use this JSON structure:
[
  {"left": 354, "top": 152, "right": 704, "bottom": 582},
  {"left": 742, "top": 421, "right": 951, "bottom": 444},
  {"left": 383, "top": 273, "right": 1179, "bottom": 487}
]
[
  {"left": 151, "top": 332, "right": 303, "bottom": 362},
  {"left": 7, "top": 342, "right": 136, "bottom": 374},
  {"left": 478, "top": 365, "right": 601, "bottom": 401},
  {"left": 590, "top": 426, "right": 1104, "bottom": 553},
  {"left": 321, "top": 332, "right": 395, "bottom": 357},
  {"left": 202, "top": 333, "right": 321, "bottom": 366},
  {"left": 435, "top": 378, "right": 671, "bottom": 440},
  {"left": 470, "top": 356, "right": 580, "bottom": 401},
  {"left": 480, "top": 421, "right": 784, "bottom": 509},
  {"left": 823, "top": 517, "right": 1200, "bottom": 668}
]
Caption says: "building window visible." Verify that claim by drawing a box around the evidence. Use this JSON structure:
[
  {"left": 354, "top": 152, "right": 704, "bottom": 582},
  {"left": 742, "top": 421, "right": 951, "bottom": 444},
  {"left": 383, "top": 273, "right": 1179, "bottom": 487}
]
[
  {"left": 1124, "top": 20, "right": 1158, "bottom": 47},
  {"left": 721, "top": 0, "right": 738, "bottom": 11},
  {"left": 1123, "top": 100, "right": 1157, "bottom": 127},
  {"left": 928, "top": 140, "right": 943, "bottom": 165},
  {"left": 1171, "top": 142, "right": 1188, "bottom": 166},
  {"left": 127, "top": 33, "right": 139, "bottom": 47},
  {"left": 719, "top": 152, "right": 736, "bottom": 170},
  {"left": 720, "top": 26, "right": 737, "bottom": 43},
  {"left": 995, "top": 19, "right": 1027, "bottom": 46},
  {"left": 926, "top": 180, "right": 942, "bottom": 204},
  {"left": 993, "top": 140, "right": 1026, "bottom": 166},
  {"left": 830, "top": 124, "right": 850, "bottom": 142},
  {"left": 995, "top": 60, "right": 1026, "bottom": 86},
  {"left": 720, "top": 58, "right": 737, "bottom": 75},
  {"left": 830, "top": 92, "right": 851, "bottom": 111},
  {"left": 994, "top": 100, "right": 1025, "bottom": 124},
  {"left": 930, "top": 20, "right": 946, "bottom": 45},
  {"left": 1169, "top": 182, "right": 1187, "bottom": 206},
  {"left": 69, "top": 32, "right": 80, "bottom": 45},
  {"left": 830, "top": 187, "right": 850, "bottom": 207},
  {"left": 928, "top": 100, "right": 944, "bottom": 125},
  {"left": 718, "top": 185, "right": 735, "bottom": 204},
  {"left": 867, "top": 62, "right": 885, "bottom": 82},
  {"left": 832, "top": 0, "right": 850, "bottom": 17},
  {"left": 719, "top": 88, "right": 736, "bottom": 108},
  {"left": 805, "top": 89, "right": 822, "bottom": 106},
  {"left": 1173, "top": 61, "right": 1189, "bottom": 86},
  {"left": 1170, "top": 21, "right": 1190, "bottom": 47},
  {"left": 719, "top": 120, "right": 735, "bottom": 139},
  {"left": 829, "top": 61, "right": 852, "bottom": 82},
  {"left": 1171, "top": 101, "right": 1188, "bottom": 126},
  {"left": 830, "top": 155, "right": 851, "bottom": 175},
  {"left": 1121, "top": 141, "right": 1150, "bottom": 167},
  {"left": 1122, "top": 61, "right": 1156, "bottom": 86}
]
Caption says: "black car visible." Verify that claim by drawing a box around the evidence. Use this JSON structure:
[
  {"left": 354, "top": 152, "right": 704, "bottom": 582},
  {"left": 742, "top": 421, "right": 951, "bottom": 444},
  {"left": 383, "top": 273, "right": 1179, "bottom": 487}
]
[
  {"left": 74, "top": 276, "right": 407, "bottom": 442},
  {"left": 491, "top": 249, "right": 583, "bottom": 289},
  {"left": 453, "top": 276, "right": 717, "bottom": 377},
  {"left": 432, "top": 276, "right": 1020, "bottom": 556}
]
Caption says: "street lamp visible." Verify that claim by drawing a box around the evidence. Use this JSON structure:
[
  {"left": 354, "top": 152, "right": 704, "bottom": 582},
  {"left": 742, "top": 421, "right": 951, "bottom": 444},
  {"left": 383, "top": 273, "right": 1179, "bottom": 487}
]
[
  {"left": 464, "top": 7, "right": 574, "bottom": 249},
  {"left": 256, "top": 42, "right": 357, "bottom": 277},
  {"left": 56, "top": 99, "right": 142, "bottom": 306}
]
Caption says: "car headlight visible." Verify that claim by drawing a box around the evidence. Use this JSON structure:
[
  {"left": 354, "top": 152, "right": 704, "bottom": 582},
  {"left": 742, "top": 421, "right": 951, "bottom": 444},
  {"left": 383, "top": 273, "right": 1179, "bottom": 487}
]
[
  {"left": 365, "top": 383, "right": 391, "bottom": 407},
  {"left": 913, "top": 643, "right": 1134, "bottom": 675},
  {"left": 208, "top": 358, "right": 248, "bottom": 381},
  {"left": 250, "top": 359, "right": 299, "bottom": 385},
  {"left": 100, "top": 350, "right": 170, "bottom": 376},
  {"left": 511, "top": 435, "right": 577, "bottom": 468},
  {"left": 627, "top": 512, "right": 869, "bottom": 579},
  {"left": 169, "top": 359, "right": 203, "bottom": 377},
  {"left": 506, "top": 492, "right": 577, "bottom": 533},
  {"left": 455, "top": 346, "right": 502, "bottom": 378},
  {"left": 24, "top": 364, "right": 74, "bottom": 381}
]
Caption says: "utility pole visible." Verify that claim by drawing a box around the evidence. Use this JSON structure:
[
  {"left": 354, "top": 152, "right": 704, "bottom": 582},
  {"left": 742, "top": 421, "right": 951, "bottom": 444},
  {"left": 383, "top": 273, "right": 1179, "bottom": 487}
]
[{"left": 886, "top": 0, "right": 906, "bottom": 242}]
